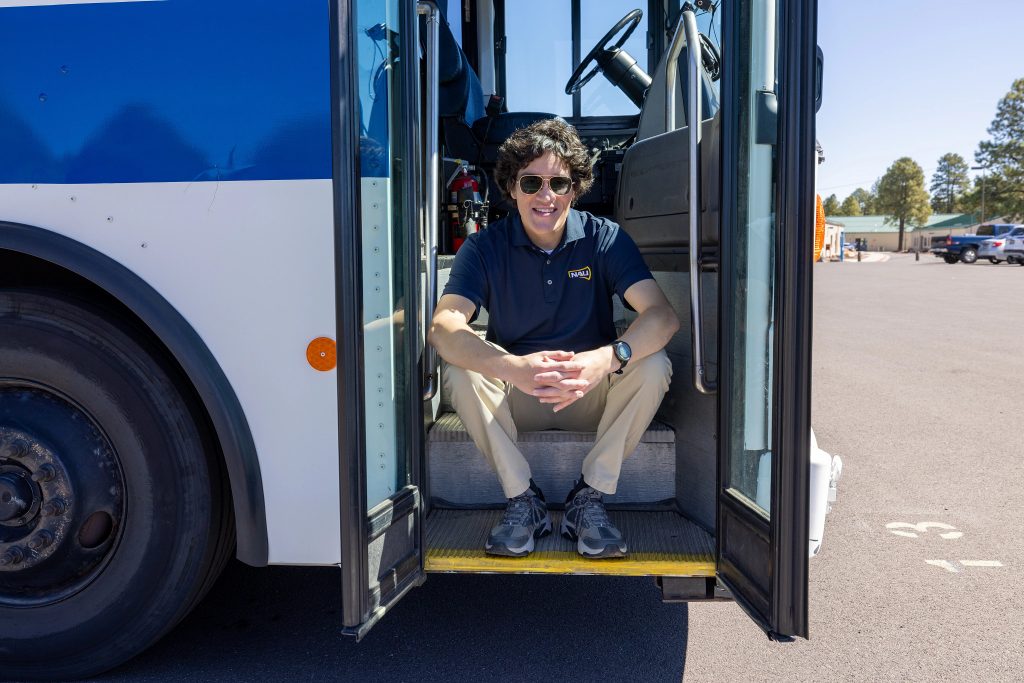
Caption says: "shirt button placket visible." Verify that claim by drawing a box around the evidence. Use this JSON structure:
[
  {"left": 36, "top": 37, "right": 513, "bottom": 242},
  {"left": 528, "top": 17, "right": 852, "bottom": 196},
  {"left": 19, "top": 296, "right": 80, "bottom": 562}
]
[{"left": 542, "top": 252, "right": 556, "bottom": 302}]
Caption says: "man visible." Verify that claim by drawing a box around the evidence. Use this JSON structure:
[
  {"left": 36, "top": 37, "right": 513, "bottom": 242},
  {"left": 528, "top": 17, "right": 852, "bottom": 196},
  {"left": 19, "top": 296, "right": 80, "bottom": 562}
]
[{"left": 428, "top": 118, "right": 679, "bottom": 559}]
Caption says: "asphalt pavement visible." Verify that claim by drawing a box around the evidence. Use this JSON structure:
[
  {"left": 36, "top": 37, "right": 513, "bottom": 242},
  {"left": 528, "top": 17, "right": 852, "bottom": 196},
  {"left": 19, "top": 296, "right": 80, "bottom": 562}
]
[
  {"left": 683, "top": 254, "right": 1024, "bottom": 681},
  {"left": 92, "top": 253, "right": 1024, "bottom": 682}
]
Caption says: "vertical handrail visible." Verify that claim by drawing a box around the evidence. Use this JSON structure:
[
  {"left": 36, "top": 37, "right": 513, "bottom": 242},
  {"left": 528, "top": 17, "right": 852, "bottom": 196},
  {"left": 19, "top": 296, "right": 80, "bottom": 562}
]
[
  {"left": 418, "top": 1, "right": 440, "bottom": 400},
  {"left": 681, "top": 6, "right": 717, "bottom": 394},
  {"left": 665, "top": 11, "right": 686, "bottom": 131}
]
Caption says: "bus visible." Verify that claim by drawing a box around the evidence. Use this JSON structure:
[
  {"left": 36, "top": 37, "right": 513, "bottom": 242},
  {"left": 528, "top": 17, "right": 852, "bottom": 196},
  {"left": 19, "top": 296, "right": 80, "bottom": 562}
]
[{"left": 0, "top": 0, "right": 830, "bottom": 677}]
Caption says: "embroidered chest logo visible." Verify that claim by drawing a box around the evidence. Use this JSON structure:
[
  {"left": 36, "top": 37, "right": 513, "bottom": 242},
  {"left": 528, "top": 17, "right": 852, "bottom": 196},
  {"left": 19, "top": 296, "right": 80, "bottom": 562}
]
[{"left": 567, "top": 266, "right": 592, "bottom": 281}]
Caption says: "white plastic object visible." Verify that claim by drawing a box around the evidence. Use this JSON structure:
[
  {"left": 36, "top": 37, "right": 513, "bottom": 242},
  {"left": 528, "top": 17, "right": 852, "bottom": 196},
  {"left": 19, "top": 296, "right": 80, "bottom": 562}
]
[
  {"left": 808, "top": 445, "right": 831, "bottom": 557},
  {"left": 752, "top": 430, "right": 843, "bottom": 557}
]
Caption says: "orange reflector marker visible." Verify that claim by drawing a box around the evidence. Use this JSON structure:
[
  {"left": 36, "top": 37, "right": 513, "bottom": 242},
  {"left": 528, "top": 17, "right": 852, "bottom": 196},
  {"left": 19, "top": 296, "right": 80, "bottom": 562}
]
[
  {"left": 814, "top": 193, "right": 827, "bottom": 262},
  {"left": 306, "top": 337, "right": 337, "bottom": 372}
]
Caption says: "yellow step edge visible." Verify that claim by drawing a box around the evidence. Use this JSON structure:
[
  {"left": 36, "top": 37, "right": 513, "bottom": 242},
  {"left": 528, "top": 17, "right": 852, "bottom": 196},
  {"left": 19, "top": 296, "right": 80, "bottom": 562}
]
[{"left": 425, "top": 549, "right": 716, "bottom": 576}]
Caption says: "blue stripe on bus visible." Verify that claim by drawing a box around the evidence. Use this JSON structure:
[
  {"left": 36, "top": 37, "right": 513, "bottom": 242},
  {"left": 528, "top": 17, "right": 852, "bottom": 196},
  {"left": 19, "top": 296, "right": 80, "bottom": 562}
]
[{"left": 0, "top": 0, "right": 387, "bottom": 183}]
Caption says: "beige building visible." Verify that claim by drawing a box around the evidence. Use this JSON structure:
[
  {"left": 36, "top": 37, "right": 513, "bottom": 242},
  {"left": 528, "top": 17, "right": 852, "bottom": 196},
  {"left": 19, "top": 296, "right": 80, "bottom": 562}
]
[
  {"left": 820, "top": 221, "right": 843, "bottom": 260},
  {"left": 829, "top": 213, "right": 980, "bottom": 252}
]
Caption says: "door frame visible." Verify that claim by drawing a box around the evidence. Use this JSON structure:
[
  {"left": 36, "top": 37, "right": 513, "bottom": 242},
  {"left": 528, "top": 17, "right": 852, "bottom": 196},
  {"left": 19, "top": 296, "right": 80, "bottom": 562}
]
[
  {"left": 716, "top": 0, "right": 816, "bottom": 640},
  {"left": 332, "top": 0, "right": 428, "bottom": 636}
]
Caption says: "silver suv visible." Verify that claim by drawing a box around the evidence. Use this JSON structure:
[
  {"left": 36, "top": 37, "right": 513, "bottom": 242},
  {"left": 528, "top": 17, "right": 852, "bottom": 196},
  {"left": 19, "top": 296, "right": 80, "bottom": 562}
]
[
  {"left": 979, "top": 226, "right": 1024, "bottom": 264},
  {"left": 1005, "top": 227, "right": 1024, "bottom": 266}
]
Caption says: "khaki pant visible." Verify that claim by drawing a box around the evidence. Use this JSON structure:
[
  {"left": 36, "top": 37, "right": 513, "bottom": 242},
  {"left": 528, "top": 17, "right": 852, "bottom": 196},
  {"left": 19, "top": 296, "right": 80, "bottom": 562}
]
[{"left": 443, "top": 344, "right": 672, "bottom": 498}]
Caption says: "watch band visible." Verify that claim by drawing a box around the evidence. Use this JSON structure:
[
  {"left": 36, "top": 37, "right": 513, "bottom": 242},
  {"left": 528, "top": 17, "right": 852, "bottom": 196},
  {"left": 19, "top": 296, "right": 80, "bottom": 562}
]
[{"left": 612, "top": 340, "right": 631, "bottom": 375}]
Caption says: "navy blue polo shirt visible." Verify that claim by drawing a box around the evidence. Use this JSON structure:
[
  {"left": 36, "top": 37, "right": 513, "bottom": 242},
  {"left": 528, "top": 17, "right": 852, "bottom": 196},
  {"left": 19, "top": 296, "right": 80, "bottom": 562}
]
[{"left": 441, "top": 208, "right": 653, "bottom": 355}]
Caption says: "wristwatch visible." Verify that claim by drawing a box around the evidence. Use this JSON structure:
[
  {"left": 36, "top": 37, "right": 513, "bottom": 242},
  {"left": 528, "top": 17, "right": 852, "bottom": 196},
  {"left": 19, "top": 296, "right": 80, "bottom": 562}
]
[{"left": 611, "top": 340, "right": 632, "bottom": 374}]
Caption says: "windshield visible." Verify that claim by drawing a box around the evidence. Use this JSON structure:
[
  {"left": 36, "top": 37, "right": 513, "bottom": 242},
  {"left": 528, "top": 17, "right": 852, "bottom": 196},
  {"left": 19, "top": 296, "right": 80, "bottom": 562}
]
[{"left": 504, "top": 2, "right": 721, "bottom": 117}]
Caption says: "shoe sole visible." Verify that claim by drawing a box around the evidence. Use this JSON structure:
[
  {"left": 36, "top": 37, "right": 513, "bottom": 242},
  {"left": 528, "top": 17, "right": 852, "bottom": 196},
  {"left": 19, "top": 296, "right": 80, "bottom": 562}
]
[
  {"left": 560, "top": 518, "right": 628, "bottom": 559},
  {"left": 484, "top": 516, "right": 552, "bottom": 557}
]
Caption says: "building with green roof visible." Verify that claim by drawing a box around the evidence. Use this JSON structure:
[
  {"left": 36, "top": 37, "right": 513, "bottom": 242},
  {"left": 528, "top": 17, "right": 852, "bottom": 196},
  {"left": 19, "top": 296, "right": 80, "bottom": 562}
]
[{"left": 828, "top": 213, "right": 984, "bottom": 251}]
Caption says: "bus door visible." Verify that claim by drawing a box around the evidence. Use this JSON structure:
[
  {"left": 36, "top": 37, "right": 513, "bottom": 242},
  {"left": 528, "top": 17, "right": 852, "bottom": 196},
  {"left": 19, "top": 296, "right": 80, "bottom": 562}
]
[
  {"left": 716, "top": 0, "right": 817, "bottom": 639},
  {"left": 334, "top": 0, "right": 437, "bottom": 638}
]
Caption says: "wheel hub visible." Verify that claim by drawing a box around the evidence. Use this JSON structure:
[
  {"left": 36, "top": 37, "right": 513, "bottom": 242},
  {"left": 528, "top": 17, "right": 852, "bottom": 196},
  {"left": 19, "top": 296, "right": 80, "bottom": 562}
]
[
  {"left": 0, "top": 428, "right": 76, "bottom": 572},
  {"left": 0, "top": 466, "right": 37, "bottom": 523},
  {"left": 0, "top": 387, "right": 125, "bottom": 605}
]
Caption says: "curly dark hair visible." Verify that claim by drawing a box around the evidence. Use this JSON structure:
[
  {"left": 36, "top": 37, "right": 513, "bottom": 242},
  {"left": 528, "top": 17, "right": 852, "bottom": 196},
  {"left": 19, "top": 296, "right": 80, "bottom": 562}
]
[{"left": 494, "top": 118, "right": 594, "bottom": 204}]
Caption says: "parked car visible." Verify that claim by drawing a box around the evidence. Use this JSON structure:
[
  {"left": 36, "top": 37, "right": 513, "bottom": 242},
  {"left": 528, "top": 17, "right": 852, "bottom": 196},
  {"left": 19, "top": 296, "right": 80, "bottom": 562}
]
[
  {"left": 978, "top": 226, "right": 1024, "bottom": 263},
  {"left": 930, "top": 224, "right": 1020, "bottom": 264},
  {"left": 1005, "top": 229, "right": 1024, "bottom": 266}
]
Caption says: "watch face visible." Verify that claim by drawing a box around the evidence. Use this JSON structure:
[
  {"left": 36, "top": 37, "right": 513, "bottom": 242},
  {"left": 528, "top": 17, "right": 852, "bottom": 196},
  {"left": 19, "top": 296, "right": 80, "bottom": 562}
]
[{"left": 614, "top": 341, "right": 632, "bottom": 362}]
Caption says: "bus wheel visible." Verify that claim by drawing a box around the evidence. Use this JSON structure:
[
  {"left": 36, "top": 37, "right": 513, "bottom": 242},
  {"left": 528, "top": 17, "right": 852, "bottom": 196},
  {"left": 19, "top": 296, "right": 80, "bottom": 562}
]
[{"left": 0, "top": 290, "right": 231, "bottom": 680}]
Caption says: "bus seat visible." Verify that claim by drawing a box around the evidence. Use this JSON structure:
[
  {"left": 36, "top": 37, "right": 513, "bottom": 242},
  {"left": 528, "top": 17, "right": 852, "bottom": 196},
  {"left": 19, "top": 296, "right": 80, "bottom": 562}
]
[{"left": 469, "top": 112, "right": 561, "bottom": 165}]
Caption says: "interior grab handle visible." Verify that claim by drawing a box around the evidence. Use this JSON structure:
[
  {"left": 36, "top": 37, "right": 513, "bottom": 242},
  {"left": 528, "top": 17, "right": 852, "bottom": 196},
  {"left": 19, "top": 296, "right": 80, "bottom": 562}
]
[
  {"left": 418, "top": 1, "right": 440, "bottom": 401},
  {"left": 682, "top": 5, "right": 716, "bottom": 395}
]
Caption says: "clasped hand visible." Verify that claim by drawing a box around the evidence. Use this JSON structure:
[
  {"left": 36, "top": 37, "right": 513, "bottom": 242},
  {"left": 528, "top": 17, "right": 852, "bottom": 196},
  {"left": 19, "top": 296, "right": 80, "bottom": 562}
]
[{"left": 509, "top": 348, "right": 611, "bottom": 413}]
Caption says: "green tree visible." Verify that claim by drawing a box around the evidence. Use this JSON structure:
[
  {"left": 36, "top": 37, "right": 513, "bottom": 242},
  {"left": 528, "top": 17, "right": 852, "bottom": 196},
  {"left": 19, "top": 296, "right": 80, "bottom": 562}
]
[
  {"left": 849, "top": 187, "right": 876, "bottom": 214},
  {"left": 960, "top": 176, "right": 985, "bottom": 220},
  {"left": 975, "top": 78, "right": 1024, "bottom": 219},
  {"left": 839, "top": 194, "right": 862, "bottom": 215},
  {"left": 929, "top": 152, "right": 970, "bottom": 213},
  {"left": 823, "top": 193, "right": 841, "bottom": 215},
  {"left": 875, "top": 157, "right": 931, "bottom": 251}
]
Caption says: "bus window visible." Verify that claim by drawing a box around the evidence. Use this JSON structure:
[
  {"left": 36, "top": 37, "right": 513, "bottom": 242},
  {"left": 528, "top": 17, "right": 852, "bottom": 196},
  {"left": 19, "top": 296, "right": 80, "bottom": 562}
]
[
  {"left": 504, "top": 1, "right": 650, "bottom": 118},
  {"left": 504, "top": 0, "right": 573, "bottom": 115},
  {"left": 579, "top": 1, "right": 648, "bottom": 116}
]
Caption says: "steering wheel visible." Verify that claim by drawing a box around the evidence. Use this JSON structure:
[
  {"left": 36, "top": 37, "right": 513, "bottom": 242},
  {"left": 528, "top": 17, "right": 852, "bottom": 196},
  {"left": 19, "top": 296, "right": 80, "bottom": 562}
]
[{"left": 564, "top": 9, "right": 643, "bottom": 96}]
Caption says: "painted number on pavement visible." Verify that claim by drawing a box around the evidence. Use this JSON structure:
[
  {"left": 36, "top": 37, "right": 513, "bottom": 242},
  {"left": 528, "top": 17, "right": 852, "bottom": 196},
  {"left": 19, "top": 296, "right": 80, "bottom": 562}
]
[
  {"left": 886, "top": 522, "right": 1006, "bottom": 572},
  {"left": 886, "top": 521, "right": 962, "bottom": 539},
  {"left": 925, "top": 560, "right": 1004, "bottom": 573}
]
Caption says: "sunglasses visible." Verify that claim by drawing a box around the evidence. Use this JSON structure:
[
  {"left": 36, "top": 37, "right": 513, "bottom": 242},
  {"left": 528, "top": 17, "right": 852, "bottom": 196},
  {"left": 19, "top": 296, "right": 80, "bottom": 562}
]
[{"left": 517, "top": 174, "right": 574, "bottom": 196}]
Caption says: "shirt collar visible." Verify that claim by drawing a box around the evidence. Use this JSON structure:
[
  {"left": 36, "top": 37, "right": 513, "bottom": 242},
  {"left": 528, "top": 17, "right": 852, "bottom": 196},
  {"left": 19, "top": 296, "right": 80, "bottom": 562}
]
[{"left": 510, "top": 209, "right": 586, "bottom": 250}]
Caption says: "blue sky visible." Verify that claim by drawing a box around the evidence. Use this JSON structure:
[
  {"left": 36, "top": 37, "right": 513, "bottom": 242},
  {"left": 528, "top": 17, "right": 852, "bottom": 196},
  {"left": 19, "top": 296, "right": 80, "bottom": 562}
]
[{"left": 816, "top": 0, "right": 1024, "bottom": 201}]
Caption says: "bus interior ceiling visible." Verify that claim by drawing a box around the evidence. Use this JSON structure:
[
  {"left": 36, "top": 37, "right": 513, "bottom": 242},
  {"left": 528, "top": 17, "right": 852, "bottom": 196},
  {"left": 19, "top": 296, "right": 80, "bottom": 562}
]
[{"left": 423, "top": 2, "right": 722, "bottom": 578}]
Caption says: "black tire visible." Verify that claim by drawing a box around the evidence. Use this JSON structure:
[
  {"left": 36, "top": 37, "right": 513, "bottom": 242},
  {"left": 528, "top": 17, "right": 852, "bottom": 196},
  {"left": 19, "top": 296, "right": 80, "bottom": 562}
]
[
  {"left": 943, "top": 254, "right": 959, "bottom": 264},
  {"left": 0, "top": 290, "right": 232, "bottom": 680},
  {"left": 960, "top": 247, "right": 978, "bottom": 264},
  {"left": 989, "top": 257, "right": 1000, "bottom": 264}
]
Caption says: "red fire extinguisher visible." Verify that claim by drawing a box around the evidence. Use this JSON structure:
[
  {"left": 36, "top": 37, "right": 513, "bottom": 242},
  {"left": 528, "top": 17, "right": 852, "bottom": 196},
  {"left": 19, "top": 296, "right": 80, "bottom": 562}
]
[{"left": 448, "top": 165, "right": 482, "bottom": 252}]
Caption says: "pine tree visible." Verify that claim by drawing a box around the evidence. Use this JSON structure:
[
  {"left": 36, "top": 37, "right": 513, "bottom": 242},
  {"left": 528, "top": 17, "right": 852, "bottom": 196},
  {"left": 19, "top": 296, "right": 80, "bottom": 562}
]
[
  {"left": 849, "top": 187, "right": 876, "bottom": 215},
  {"left": 876, "top": 157, "right": 931, "bottom": 251},
  {"left": 929, "top": 153, "right": 969, "bottom": 213},
  {"left": 823, "top": 194, "right": 841, "bottom": 215},
  {"left": 975, "top": 78, "right": 1024, "bottom": 219},
  {"left": 839, "top": 195, "right": 862, "bottom": 215}
]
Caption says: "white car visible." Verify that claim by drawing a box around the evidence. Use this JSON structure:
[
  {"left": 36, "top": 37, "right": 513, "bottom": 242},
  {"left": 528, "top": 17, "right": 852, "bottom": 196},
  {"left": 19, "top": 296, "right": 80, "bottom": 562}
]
[
  {"left": 979, "top": 226, "right": 1024, "bottom": 264},
  {"left": 1005, "top": 227, "right": 1024, "bottom": 266}
]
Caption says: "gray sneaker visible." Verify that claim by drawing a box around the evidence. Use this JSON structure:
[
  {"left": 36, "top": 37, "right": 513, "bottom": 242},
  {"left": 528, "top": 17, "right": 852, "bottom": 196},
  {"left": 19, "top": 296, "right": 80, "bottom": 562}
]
[
  {"left": 485, "top": 481, "right": 552, "bottom": 557},
  {"left": 560, "top": 480, "right": 627, "bottom": 558}
]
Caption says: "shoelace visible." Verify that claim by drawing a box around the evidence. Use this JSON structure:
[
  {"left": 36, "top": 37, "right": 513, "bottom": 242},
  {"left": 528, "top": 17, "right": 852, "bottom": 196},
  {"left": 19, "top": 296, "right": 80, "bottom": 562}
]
[
  {"left": 577, "top": 490, "right": 612, "bottom": 529},
  {"left": 500, "top": 494, "right": 536, "bottom": 527}
]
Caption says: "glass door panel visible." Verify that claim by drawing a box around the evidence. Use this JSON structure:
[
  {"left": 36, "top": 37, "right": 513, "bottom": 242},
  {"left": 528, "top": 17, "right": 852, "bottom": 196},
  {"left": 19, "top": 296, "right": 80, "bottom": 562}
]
[
  {"left": 358, "top": 0, "right": 411, "bottom": 509},
  {"left": 726, "top": 0, "right": 777, "bottom": 515}
]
